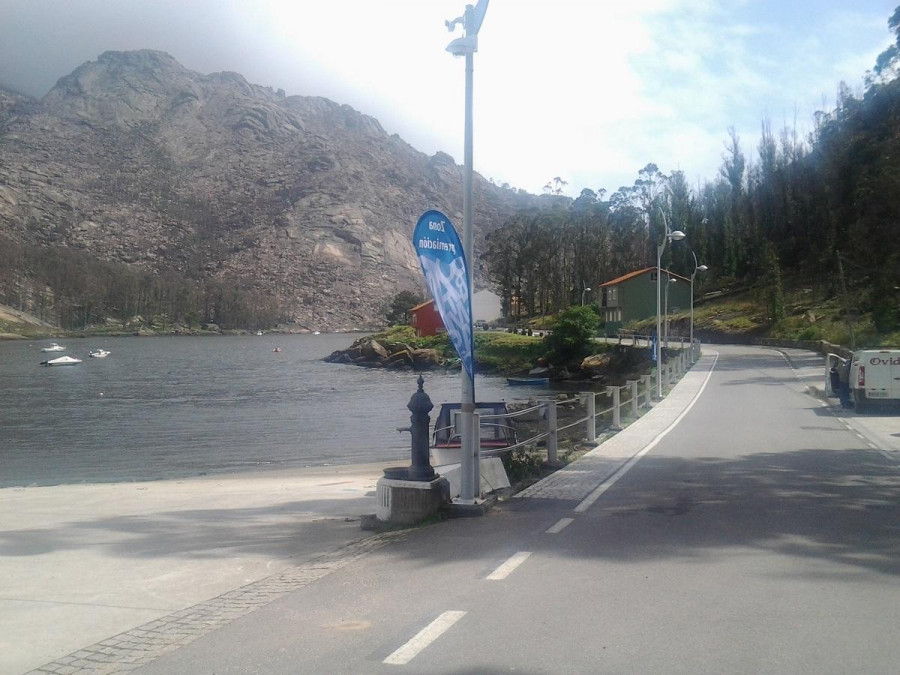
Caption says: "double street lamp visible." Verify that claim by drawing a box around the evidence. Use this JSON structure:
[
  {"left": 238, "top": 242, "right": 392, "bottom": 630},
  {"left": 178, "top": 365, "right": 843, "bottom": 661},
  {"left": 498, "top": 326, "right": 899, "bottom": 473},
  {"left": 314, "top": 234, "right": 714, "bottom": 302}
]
[
  {"left": 690, "top": 251, "right": 708, "bottom": 355},
  {"left": 656, "top": 208, "right": 685, "bottom": 398},
  {"left": 664, "top": 277, "right": 676, "bottom": 348}
]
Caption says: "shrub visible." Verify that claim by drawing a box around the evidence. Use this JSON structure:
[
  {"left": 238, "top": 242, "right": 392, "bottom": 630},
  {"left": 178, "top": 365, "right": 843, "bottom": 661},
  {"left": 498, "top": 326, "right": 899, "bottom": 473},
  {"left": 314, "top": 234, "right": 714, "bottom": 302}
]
[{"left": 544, "top": 305, "right": 600, "bottom": 363}]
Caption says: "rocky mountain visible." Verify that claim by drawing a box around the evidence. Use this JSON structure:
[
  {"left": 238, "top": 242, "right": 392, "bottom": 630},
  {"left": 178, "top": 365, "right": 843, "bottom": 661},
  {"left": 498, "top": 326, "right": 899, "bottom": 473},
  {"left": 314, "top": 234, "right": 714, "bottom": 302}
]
[{"left": 0, "top": 50, "right": 539, "bottom": 330}]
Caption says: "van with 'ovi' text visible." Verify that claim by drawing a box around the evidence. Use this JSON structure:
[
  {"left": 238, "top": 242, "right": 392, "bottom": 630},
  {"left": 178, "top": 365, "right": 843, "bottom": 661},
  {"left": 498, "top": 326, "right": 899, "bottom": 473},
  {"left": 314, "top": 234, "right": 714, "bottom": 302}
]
[{"left": 848, "top": 349, "right": 900, "bottom": 413}]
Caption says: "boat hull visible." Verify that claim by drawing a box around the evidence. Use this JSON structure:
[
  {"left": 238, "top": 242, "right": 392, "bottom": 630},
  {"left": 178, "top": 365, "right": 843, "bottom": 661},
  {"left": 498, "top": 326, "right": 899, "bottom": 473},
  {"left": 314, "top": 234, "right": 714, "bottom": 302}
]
[
  {"left": 506, "top": 377, "right": 549, "bottom": 386},
  {"left": 41, "top": 356, "right": 82, "bottom": 366}
]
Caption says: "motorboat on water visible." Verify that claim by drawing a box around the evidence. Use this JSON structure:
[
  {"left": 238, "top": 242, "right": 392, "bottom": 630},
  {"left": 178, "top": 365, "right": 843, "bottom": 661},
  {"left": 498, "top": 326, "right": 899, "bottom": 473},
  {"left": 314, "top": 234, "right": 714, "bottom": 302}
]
[
  {"left": 431, "top": 402, "right": 518, "bottom": 465},
  {"left": 89, "top": 349, "right": 111, "bottom": 358},
  {"left": 272, "top": 346, "right": 282, "bottom": 353},
  {"left": 41, "top": 355, "right": 82, "bottom": 366},
  {"left": 256, "top": 330, "right": 263, "bottom": 336},
  {"left": 40, "top": 343, "right": 66, "bottom": 352},
  {"left": 313, "top": 331, "right": 321, "bottom": 335}
]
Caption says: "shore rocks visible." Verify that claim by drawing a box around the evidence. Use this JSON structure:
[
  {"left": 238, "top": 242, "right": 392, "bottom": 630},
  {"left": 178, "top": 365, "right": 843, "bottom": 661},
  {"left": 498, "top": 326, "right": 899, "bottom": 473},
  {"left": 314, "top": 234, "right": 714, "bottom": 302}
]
[{"left": 325, "top": 335, "right": 447, "bottom": 371}]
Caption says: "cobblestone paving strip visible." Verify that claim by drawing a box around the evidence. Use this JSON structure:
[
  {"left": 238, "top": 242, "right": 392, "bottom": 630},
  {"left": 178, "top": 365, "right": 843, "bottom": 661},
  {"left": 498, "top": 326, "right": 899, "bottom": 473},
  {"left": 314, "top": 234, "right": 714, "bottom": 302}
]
[{"left": 27, "top": 531, "right": 407, "bottom": 675}]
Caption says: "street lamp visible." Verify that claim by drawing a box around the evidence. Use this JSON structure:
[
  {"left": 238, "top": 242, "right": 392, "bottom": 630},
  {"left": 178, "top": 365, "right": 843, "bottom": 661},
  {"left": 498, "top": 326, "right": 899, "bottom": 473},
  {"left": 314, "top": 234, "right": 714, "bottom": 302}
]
[
  {"left": 581, "top": 284, "right": 591, "bottom": 306},
  {"left": 656, "top": 208, "right": 685, "bottom": 397},
  {"left": 446, "top": 0, "right": 488, "bottom": 504},
  {"left": 664, "top": 277, "right": 676, "bottom": 348},
  {"left": 690, "top": 251, "right": 708, "bottom": 360}
]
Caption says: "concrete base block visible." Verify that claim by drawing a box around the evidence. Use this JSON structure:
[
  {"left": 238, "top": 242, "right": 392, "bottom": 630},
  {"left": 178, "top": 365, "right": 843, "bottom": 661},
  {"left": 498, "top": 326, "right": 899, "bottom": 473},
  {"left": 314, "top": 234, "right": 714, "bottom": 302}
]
[
  {"left": 443, "top": 494, "right": 498, "bottom": 518},
  {"left": 435, "top": 457, "right": 511, "bottom": 499},
  {"left": 375, "top": 476, "right": 450, "bottom": 526}
]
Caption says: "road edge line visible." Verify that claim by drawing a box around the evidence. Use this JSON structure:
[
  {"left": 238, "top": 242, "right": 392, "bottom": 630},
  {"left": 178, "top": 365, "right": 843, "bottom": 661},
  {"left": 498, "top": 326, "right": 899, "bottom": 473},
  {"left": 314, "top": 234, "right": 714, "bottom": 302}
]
[{"left": 574, "top": 350, "right": 719, "bottom": 513}]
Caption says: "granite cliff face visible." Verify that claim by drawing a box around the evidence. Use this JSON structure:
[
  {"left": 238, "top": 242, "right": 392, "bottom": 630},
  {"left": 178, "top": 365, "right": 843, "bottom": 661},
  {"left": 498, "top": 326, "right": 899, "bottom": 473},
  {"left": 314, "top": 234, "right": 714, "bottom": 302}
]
[{"left": 0, "top": 50, "right": 537, "bottom": 330}]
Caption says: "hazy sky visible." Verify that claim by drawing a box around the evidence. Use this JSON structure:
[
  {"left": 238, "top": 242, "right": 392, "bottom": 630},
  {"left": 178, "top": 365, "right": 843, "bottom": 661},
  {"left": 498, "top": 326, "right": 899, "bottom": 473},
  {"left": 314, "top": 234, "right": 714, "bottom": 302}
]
[{"left": 0, "top": 0, "right": 895, "bottom": 196}]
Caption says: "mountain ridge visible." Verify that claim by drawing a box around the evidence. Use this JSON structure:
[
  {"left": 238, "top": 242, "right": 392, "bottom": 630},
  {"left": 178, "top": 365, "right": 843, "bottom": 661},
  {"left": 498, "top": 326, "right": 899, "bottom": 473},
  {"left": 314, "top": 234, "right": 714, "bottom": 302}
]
[{"left": 0, "top": 50, "right": 541, "bottom": 330}]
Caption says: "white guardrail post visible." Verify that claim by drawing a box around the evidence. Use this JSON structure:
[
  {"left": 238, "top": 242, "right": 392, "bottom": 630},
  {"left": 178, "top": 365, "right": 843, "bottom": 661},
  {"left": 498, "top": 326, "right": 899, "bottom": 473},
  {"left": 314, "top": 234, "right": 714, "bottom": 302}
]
[
  {"left": 585, "top": 392, "right": 596, "bottom": 442},
  {"left": 546, "top": 399, "right": 558, "bottom": 464},
  {"left": 628, "top": 380, "right": 639, "bottom": 417},
  {"left": 607, "top": 386, "right": 622, "bottom": 430},
  {"left": 472, "top": 412, "right": 481, "bottom": 498}
]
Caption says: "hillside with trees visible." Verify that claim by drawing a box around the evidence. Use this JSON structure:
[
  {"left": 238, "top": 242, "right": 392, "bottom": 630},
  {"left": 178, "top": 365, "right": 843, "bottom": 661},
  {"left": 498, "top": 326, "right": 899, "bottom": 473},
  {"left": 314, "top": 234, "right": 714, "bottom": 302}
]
[{"left": 484, "top": 6, "right": 900, "bottom": 347}]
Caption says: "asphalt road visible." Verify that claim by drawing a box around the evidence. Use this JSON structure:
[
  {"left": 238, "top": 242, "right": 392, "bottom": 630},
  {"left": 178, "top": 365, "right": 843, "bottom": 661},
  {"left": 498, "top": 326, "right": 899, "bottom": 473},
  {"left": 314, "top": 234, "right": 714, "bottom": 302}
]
[{"left": 139, "top": 344, "right": 900, "bottom": 674}]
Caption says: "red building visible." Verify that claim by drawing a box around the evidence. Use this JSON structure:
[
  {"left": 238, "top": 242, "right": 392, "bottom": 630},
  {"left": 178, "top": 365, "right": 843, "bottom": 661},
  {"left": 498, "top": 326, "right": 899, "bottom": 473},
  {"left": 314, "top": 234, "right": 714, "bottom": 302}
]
[{"left": 409, "top": 299, "right": 445, "bottom": 337}]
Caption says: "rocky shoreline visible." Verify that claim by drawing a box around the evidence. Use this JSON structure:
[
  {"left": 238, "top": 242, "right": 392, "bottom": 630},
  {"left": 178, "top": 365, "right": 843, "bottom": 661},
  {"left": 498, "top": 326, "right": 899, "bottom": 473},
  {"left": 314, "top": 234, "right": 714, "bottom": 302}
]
[{"left": 324, "top": 334, "right": 445, "bottom": 371}]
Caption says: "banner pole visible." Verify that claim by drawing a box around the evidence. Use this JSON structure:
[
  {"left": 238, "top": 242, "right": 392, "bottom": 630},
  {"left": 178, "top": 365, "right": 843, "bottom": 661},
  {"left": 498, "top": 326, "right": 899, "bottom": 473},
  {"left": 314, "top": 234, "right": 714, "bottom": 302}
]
[{"left": 458, "top": 44, "right": 476, "bottom": 504}]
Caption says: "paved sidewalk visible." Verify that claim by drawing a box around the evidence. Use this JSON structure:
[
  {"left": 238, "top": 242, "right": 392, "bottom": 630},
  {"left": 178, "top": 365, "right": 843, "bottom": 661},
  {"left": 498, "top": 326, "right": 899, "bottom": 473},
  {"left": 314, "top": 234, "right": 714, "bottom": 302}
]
[
  {"left": 518, "top": 351, "right": 717, "bottom": 502},
  {"left": 769, "top": 346, "right": 900, "bottom": 455},
  {"left": 1, "top": 461, "right": 401, "bottom": 675}
]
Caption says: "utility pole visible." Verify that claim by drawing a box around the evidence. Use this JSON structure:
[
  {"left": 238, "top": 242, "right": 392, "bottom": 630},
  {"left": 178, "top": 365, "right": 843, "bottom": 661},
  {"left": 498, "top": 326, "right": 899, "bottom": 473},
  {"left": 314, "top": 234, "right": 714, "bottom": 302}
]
[{"left": 836, "top": 251, "right": 856, "bottom": 351}]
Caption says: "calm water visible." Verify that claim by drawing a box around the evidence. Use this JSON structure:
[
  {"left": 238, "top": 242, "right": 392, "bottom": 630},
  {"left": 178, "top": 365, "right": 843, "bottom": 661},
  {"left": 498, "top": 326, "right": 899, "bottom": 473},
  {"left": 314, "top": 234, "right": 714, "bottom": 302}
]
[{"left": 0, "top": 334, "right": 557, "bottom": 487}]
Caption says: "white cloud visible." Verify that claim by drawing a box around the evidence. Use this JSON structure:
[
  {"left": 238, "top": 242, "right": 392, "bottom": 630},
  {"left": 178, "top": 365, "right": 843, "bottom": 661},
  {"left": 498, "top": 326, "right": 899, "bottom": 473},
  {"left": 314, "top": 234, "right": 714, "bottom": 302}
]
[{"left": 1, "top": 0, "right": 893, "bottom": 199}]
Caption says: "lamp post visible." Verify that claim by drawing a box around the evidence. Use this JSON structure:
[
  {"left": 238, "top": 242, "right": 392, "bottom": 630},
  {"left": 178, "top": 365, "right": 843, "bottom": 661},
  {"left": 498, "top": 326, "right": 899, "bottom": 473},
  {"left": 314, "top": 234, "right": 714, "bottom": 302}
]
[
  {"left": 581, "top": 285, "right": 591, "bottom": 306},
  {"left": 656, "top": 208, "right": 685, "bottom": 397},
  {"left": 690, "top": 251, "right": 708, "bottom": 358},
  {"left": 446, "top": 0, "right": 488, "bottom": 503},
  {"left": 664, "top": 277, "right": 676, "bottom": 348}
]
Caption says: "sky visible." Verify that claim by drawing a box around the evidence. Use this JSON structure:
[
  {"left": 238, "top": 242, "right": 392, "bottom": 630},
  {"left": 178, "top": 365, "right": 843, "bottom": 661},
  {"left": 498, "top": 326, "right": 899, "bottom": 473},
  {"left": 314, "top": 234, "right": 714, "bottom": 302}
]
[{"left": 0, "top": 0, "right": 896, "bottom": 197}]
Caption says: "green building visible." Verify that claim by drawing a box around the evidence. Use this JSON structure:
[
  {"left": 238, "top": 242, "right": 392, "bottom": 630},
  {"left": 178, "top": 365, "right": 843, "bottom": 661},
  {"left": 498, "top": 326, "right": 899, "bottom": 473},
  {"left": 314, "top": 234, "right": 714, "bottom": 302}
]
[{"left": 599, "top": 267, "right": 692, "bottom": 334}]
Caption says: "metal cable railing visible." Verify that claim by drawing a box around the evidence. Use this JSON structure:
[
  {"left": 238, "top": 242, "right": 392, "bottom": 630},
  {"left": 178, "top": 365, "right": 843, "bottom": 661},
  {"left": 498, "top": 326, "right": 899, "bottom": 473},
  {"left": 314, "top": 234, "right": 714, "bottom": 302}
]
[{"left": 431, "top": 340, "right": 703, "bottom": 465}]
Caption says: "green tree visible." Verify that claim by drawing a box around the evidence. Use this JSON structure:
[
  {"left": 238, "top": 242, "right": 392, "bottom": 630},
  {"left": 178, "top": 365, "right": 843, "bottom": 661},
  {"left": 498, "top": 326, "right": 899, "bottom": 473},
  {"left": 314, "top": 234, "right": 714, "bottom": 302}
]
[
  {"left": 384, "top": 291, "right": 423, "bottom": 326},
  {"left": 544, "top": 305, "right": 600, "bottom": 363}
]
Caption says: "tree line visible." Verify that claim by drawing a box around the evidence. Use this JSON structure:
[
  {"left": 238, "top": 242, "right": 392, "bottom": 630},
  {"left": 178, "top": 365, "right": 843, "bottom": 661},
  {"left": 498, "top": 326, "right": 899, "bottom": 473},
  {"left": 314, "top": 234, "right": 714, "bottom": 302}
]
[
  {"left": 485, "top": 7, "right": 900, "bottom": 333},
  {"left": 0, "top": 234, "right": 285, "bottom": 330}
]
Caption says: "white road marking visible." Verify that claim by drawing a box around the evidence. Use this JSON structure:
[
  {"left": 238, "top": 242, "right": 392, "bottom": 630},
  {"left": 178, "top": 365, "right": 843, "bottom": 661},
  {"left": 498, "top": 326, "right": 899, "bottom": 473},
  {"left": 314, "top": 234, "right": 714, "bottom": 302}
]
[
  {"left": 383, "top": 611, "right": 467, "bottom": 665},
  {"left": 486, "top": 552, "right": 532, "bottom": 580},
  {"left": 574, "top": 351, "right": 720, "bottom": 514},
  {"left": 545, "top": 518, "right": 574, "bottom": 534}
]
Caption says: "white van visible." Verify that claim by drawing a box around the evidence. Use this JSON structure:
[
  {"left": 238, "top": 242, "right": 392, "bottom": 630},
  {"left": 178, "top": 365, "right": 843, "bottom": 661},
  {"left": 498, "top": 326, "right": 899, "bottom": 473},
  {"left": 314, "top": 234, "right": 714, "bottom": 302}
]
[{"left": 848, "top": 349, "right": 900, "bottom": 413}]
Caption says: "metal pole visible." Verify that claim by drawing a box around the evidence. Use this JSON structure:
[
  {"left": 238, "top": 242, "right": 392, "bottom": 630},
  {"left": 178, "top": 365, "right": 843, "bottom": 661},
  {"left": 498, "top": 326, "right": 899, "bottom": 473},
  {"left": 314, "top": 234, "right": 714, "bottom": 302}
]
[
  {"left": 664, "top": 276, "right": 669, "bottom": 349},
  {"left": 472, "top": 411, "right": 481, "bottom": 498},
  {"left": 458, "top": 45, "right": 476, "bottom": 503},
  {"left": 546, "top": 400, "right": 558, "bottom": 464},
  {"left": 656, "top": 242, "right": 663, "bottom": 398},
  {"left": 586, "top": 392, "right": 596, "bottom": 442},
  {"left": 691, "top": 270, "right": 697, "bottom": 356}
]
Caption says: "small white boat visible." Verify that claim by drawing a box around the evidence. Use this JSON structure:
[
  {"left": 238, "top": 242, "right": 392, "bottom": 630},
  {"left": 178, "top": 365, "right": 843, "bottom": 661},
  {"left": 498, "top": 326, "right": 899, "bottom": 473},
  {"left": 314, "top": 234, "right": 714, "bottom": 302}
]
[
  {"left": 89, "top": 349, "right": 111, "bottom": 358},
  {"left": 41, "top": 355, "right": 82, "bottom": 366},
  {"left": 256, "top": 330, "right": 263, "bottom": 336},
  {"left": 313, "top": 331, "right": 321, "bottom": 335},
  {"left": 41, "top": 343, "right": 66, "bottom": 352}
]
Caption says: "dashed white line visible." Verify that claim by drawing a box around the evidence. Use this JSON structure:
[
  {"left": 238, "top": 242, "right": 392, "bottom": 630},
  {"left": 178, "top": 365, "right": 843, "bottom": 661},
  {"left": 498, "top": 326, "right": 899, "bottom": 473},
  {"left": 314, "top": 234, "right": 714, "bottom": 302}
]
[
  {"left": 383, "top": 611, "right": 467, "bottom": 665},
  {"left": 574, "top": 351, "right": 720, "bottom": 514},
  {"left": 486, "top": 552, "right": 532, "bottom": 580},
  {"left": 545, "top": 518, "right": 574, "bottom": 534}
]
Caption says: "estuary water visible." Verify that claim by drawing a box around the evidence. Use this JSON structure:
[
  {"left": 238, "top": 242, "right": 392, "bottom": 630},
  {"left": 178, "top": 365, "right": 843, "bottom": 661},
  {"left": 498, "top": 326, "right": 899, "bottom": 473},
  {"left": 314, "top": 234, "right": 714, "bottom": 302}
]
[{"left": 0, "top": 334, "right": 555, "bottom": 487}]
